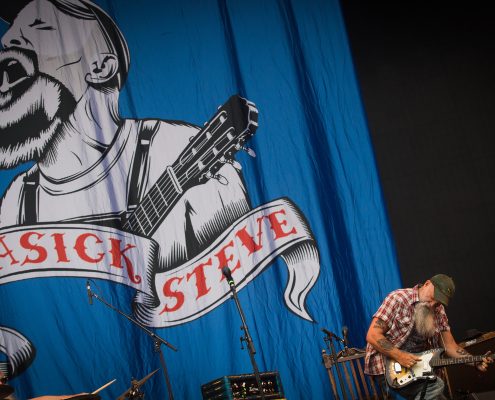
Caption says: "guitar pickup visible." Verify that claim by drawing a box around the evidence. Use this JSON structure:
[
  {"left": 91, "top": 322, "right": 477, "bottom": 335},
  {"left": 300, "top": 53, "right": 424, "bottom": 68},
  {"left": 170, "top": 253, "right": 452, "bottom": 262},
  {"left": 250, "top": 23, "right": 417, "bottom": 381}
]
[{"left": 394, "top": 362, "right": 402, "bottom": 373}]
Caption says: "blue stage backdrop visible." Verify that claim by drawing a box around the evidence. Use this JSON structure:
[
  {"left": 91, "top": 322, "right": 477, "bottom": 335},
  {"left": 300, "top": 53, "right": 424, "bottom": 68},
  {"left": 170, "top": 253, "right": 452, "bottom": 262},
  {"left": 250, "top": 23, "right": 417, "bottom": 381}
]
[{"left": 0, "top": 0, "right": 402, "bottom": 398}]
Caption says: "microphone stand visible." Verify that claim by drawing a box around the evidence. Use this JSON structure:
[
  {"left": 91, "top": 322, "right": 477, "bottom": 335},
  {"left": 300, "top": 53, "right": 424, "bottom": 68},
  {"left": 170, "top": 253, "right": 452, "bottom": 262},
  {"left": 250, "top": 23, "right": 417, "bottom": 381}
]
[
  {"left": 222, "top": 267, "right": 265, "bottom": 400},
  {"left": 88, "top": 284, "right": 177, "bottom": 400},
  {"left": 322, "top": 328, "right": 348, "bottom": 400}
]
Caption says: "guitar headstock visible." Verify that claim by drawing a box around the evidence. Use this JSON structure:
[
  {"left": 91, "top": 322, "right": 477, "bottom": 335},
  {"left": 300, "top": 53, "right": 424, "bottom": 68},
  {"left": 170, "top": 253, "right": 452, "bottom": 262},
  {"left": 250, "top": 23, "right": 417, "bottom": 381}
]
[{"left": 175, "top": 95, "right": 258, "bottom": 188}]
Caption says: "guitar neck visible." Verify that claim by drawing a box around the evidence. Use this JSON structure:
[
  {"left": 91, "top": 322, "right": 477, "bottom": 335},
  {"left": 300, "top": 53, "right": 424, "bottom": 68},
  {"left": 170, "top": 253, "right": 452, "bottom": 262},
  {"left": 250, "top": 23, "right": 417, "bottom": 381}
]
[
  {"left": 431, "top": 354, "right": 493, "bottom": 367},
  {"left": 123, "top": 163, "right": 185, "bottom": 237},
  {"left": 122, "top": 94, "right": 258, "bottom": 237}
]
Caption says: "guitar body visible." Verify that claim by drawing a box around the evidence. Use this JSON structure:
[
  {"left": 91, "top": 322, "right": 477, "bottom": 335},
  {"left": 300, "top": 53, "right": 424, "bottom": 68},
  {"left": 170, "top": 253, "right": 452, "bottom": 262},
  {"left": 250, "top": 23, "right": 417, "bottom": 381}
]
[
  {"left": 385, "top": 348, "right": 442, "bottom": 389},
  {"left": 385, "top": 347, "right": 493, "bottom": 389}
]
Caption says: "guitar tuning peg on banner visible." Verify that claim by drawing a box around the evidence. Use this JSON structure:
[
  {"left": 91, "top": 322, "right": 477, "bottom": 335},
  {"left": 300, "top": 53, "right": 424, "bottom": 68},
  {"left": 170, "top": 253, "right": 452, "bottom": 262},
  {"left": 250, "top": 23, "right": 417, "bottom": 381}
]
[
  {"left": 244, "top": 146, "right": 256, "bottom": 157},
  {"left": 226, "top": 159, "right": 242, "bottom": 170},
  {"left": 214, "top": 173, "right": 228, "bottom": 185},
  {"left": 235, "top": 143, "right": 256, "bottom": 157},
  {"left": 230, "top": 160, "right": 242, "bottom": 170},
  {"left": 219, "top": 157, "right": 242, "bottom": 171}
]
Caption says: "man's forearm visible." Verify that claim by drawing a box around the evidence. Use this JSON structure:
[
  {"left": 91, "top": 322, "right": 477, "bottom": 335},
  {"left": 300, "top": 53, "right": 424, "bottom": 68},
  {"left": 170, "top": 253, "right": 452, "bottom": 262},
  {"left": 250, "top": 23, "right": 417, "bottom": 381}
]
[
  {"left": 445, "top": 344, "right": 476, "bottom": 365},
  {"left": 366, "top": 317, "right": 421, "bottom": 367},
  {"left": 370, "top": 335, "right": 402, "bottom": 359},
  {"left": 368, "top": 319, "right": 399, "bottom": 357},
  {"left": 454, "top": 346, "right": 469, "bottom": 357},
  {"left": 369, "top": 319, "right": 395, "bottom": 354},
  {"left": 445, "top": 346, "right": 465, "bottom": 357},
  {"left": 442, "top": 334, "right": 469, "bottom": 359}
]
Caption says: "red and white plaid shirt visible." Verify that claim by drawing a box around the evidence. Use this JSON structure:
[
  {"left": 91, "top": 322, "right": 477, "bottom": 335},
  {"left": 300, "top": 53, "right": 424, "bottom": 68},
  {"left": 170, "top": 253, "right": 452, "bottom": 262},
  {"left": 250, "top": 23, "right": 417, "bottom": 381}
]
[{"left": 364, "top": 285, "right": 450, "bottom": 375}]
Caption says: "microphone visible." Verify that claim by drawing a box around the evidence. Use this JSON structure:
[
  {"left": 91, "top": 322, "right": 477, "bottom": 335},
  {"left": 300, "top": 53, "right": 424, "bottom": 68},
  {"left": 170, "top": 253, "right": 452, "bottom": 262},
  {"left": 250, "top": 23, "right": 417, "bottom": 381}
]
[
  {"left": 321, "top": 328, "right": 344, "bottom": 343},
  {"left": 342, "top": 325, "right": 349, "bottom": 347},
  {"left": 321, "top": 328, "right": 335, "bottom": 339},
  {"left": 86, "top": 280, "right": 93, "bottom": 305},
  {"left": 222, "top": 266, "right": 235, "bottom": 286}
]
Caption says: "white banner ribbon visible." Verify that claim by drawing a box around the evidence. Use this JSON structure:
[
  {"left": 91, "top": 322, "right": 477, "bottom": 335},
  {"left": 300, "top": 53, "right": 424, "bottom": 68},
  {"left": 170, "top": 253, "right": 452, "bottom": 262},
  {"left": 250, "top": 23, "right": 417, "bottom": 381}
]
[
  {"left": 0, "top": 198, "right": 319, "bottom": 328},
  {"left": 0, "top": 224, "right": 158, "bottom": 292}
]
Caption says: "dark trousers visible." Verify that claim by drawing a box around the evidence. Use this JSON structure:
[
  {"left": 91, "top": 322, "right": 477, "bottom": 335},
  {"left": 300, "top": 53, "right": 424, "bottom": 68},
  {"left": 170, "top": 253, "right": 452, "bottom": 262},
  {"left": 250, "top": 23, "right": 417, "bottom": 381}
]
[{"left": 377, "top": 374, "right": 447, "bottom": 400}]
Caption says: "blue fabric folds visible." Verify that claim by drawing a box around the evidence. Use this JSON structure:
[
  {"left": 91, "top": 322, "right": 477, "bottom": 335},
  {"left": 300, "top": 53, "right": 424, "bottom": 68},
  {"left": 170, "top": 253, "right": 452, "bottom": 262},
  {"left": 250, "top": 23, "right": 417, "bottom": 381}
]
[{"left": 0, "top": 0, "right": 401, "bottom": 398}]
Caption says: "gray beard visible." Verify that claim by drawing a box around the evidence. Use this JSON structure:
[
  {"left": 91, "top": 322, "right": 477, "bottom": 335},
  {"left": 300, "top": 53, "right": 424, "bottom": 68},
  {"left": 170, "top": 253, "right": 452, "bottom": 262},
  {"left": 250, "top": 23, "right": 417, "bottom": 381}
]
[
  {"left": 0, "top": 74, "right": 76, "bottom": 168},
  {"left": 413, "top": 302, "right": 436, "bottom": 338}
]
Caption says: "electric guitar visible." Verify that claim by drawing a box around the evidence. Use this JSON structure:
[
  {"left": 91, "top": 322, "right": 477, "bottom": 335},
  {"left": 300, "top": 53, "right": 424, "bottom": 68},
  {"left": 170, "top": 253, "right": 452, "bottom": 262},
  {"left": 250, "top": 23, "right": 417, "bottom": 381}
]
[
  {"left": 122, "top": 94, "right": 258, "bottom": 237},
  {"left": 385, "top": 348, "right": 494, "bottom": 389}
]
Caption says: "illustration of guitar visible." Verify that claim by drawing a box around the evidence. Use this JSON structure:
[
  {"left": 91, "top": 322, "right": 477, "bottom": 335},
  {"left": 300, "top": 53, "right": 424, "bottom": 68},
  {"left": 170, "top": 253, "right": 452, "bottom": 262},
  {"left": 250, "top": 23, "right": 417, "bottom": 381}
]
[
  {"left": 385, "top": 348, "right": 494, "bottom": 388},
  {"left": 122, "top": 94, "right": 258, "bottom": 237}
]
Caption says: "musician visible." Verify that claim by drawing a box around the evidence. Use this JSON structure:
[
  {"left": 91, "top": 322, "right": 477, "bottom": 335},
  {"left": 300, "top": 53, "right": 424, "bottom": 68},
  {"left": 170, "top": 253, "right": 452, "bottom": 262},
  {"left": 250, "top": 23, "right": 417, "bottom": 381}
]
[
  {"left": 0, "top": 0, "right": 250, "bottom": 269},
  {"left": 365, "top": 274, "right": 492, "bottom": 399}
]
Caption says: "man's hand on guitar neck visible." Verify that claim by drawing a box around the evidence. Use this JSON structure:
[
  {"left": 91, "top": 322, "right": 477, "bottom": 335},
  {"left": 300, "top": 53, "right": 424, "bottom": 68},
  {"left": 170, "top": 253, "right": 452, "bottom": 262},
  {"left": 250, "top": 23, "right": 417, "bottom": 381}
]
[
  {"left": 474, "top": 350, "right": 492, "bottom": 372},
  {"left": 451, "top": 343, "right": 492, "bottom": 372},
  {"left": 444, "top": 329, "right": 493, "bottom": 373}
]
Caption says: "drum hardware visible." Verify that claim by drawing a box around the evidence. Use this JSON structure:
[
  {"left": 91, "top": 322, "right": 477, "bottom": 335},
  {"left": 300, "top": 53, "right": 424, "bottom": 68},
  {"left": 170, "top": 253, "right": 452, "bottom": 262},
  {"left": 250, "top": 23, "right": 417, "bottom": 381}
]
[
  {"left": 117, "top": 369, "right": 159, "bottom": 400},
  {"left": 91, "top": 378, "right": 117, "bottom": 395},
  {"left": 86, "top": 280, "right": 176, "bottom": 400},
  {"left": 0, "top": 384, "right": 14, "bottom": 400}
]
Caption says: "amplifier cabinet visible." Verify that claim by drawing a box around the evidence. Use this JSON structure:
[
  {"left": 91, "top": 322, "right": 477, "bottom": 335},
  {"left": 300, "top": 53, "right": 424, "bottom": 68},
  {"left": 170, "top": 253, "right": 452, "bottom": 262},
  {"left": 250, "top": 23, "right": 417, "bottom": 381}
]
[
  {"left": 446, "top": 331, "right": 495, "bottom": 398},
  {"left": 201, "top": 371, "right": 285, "bottom": 400}
]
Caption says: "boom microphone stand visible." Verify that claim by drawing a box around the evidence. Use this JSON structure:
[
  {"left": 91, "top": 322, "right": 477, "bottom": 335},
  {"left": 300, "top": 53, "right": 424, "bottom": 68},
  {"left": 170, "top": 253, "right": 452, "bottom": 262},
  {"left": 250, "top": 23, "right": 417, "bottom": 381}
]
[
  {"left": 86, "top": 280, "right": 177, "bottom": 400},
  {"left": 222, "top": 267, "right": 265, "bottom": 400},
  {"left": 322, "top": 327, "right": 348, "bottom": 400}
]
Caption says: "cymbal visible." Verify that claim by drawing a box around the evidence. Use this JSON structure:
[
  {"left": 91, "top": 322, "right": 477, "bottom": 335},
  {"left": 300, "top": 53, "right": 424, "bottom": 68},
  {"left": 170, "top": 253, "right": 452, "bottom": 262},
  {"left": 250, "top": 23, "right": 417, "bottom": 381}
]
[
  {"left": 134, "top": 369, "right": 159, "bottom": 387},
  {"left": 0, "top": 385, "right": 14, "bottom": 400}
]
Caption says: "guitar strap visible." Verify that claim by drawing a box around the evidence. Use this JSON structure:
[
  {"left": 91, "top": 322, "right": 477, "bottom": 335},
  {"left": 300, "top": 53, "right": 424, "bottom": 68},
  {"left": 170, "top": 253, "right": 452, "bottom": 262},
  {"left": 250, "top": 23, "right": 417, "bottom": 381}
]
[
  {"left": 419, "top": 380, "right": 429, "bottom": 400},
  {"left": 19, "top": 168, "right": 40, "bottom": 225},
  {"left": 127, "top": 119, "right": 161, "bottom": 212},
  {"left": 18, "top": 120, "right": 161, "bottom": 225}
]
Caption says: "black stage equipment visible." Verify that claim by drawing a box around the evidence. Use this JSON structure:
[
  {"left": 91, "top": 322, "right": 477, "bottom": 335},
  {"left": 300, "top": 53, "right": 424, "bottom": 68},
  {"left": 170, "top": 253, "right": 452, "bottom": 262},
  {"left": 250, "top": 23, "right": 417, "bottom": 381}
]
[{"left": 201, "top": 371, "right": 284, "bottom": 400}]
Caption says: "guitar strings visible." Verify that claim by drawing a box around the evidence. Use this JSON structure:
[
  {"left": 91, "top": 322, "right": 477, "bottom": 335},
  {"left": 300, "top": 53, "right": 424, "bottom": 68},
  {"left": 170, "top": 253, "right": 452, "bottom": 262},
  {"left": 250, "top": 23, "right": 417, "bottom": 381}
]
[
  {"left": 125, "top": 145, "right": 214, "bottom": 235},
  {"left": 128, "top": 126, "right": 249, "bottom": 236},
  {"left": 130, "top": 157, "right": 200, "bottom": 232},
  {"left": 124, "top": 142, "right": 204, "bottom": 233},
  {"left": 127, "top": 100, "right": 255, "bottom": 233},
  {"left": 127, "top": 127, "right": 236, "bottom": 233}
]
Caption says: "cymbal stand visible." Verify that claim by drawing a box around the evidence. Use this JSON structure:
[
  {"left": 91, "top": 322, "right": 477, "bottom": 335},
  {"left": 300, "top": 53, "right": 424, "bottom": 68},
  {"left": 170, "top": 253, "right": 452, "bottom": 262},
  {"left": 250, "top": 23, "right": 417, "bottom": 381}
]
[{"left": 88, "top": 283, "right": 177, "bottom": 400}]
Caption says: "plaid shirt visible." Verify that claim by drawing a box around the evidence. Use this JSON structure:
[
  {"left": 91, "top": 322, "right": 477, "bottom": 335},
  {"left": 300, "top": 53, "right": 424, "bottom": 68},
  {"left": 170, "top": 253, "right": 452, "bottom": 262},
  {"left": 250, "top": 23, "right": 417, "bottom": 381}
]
[{"left": 364, "top": 285, "right": 450, "bottom": 375}]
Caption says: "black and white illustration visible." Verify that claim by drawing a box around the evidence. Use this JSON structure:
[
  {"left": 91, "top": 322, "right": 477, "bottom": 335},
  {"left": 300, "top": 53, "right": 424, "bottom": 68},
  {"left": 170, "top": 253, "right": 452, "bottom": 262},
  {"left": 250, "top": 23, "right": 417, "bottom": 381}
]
[
  {"left": 0, "top": 0, "right": 320, "bottom": 337},
  {"left": 0, "top": 326, "right": 35, "bottom": 381}
]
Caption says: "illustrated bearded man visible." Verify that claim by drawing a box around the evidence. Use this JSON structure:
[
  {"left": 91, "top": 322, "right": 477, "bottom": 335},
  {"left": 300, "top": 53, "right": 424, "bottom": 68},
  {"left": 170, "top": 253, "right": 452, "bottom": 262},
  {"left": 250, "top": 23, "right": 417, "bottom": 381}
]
[{"left": 0, "top": 0, "right": 250, "bottom": 271}]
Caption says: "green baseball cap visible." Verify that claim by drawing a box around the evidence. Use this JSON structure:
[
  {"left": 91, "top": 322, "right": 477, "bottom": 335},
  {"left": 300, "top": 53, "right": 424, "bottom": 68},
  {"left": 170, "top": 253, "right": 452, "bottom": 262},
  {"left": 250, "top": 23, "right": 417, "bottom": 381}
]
[{"left": 430, "top": 274, "right": 455, "bottom": 306}]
